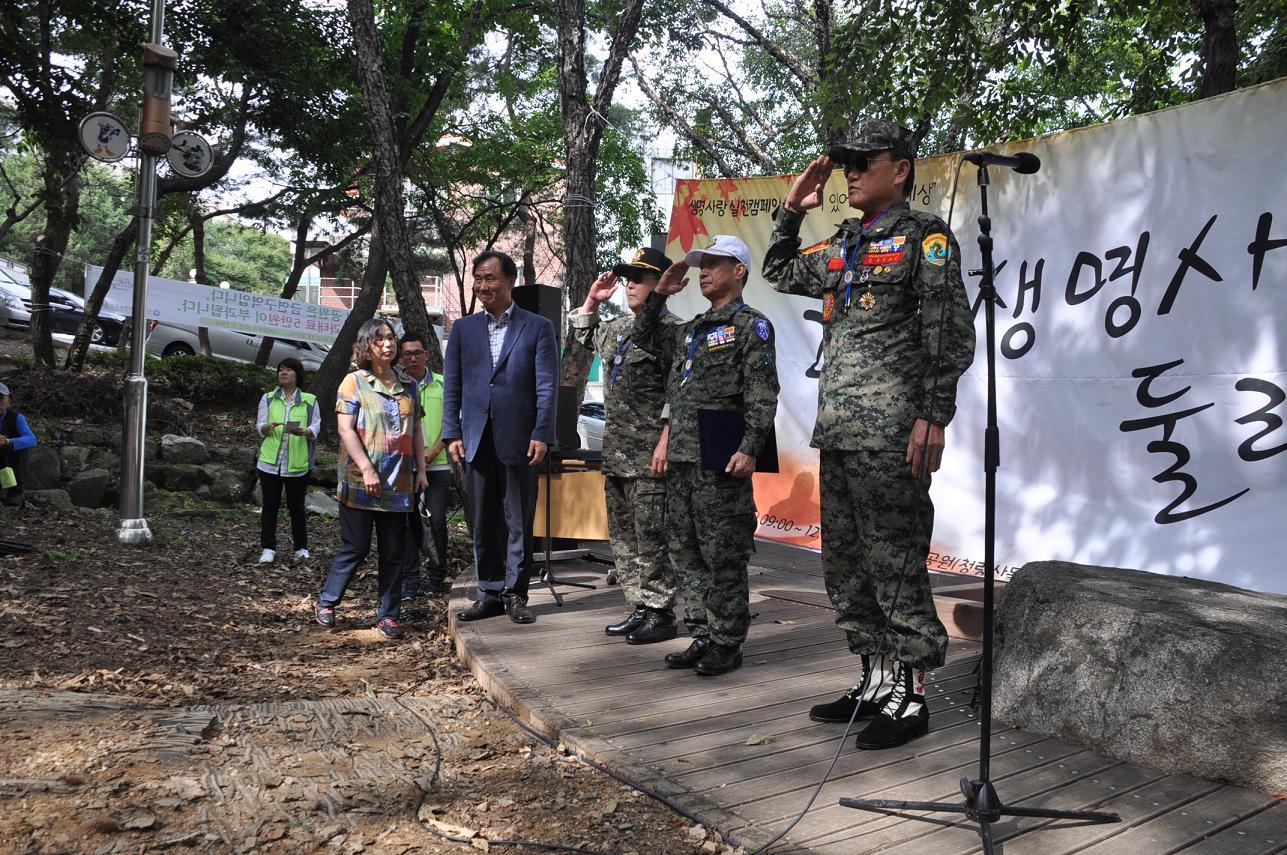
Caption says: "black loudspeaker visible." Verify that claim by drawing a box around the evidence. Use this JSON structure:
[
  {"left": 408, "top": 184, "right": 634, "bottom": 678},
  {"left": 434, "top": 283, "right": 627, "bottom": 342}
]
[
  {"left": 554, "top": 385, "right": 580, "bottom": 451},
  {"left": 512, "top": 284, "right": 562, "bottom": 337}
]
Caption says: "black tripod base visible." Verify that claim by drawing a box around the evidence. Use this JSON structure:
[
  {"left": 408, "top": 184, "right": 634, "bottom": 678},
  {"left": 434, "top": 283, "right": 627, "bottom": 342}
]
[
  {"left": 840, "top": 777, "right": 1119, "bottom": 854},
  {"left": 539, "top": 569, "right": 597, "bottom": 607}
]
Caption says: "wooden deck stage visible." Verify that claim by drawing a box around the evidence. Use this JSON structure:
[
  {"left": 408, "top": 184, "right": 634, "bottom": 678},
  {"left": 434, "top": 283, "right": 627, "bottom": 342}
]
[{"left": 448, "top": 541, "right": 1286, "bottom": 854}]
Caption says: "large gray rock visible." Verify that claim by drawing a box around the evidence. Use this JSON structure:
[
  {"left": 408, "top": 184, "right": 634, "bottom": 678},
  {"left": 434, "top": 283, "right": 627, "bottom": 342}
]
[
  {"left": 27, "top": 488, "right": 73, "bottom": 512},
  {"left": 89, "top": 448, "right": 121, "bottom": 473},
  {"left": 304, "top": 491, "right": 340, "bottom": 519},
  {"left": 68, "top": 468, "right": 110, "bottom": 508},
  {"left": 162, "top": 463, "right": 210, "bottom": 493},
  {"left": 210, "top": 468, "right": 254, "bottom": 504},
  {"left": 23, "top": 444, "right": 61, "bottom": 490},
  {"left": 994, "top": 561, "right": 1287, "bottom": 795},
  {"left": 310, "top": 461, "right": 339, "bottom": 489},
  {"left": 160, "top": 434, "right": 208, "bottom": 464},
  {"left": 60, "top": 445, "right": 91, "bottom": 474}
]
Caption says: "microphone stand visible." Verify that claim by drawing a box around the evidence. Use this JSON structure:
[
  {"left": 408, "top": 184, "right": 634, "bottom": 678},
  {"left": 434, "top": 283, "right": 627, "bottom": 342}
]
[{"left": 837, "top": 162, "right": 1121, "bottom": 853}]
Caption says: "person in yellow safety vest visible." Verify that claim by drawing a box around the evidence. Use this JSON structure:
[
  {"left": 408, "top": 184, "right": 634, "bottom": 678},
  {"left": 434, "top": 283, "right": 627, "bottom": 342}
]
[
  {"left": 256, "top": 357, "right": 320, "bottom": 564},
  {"left": 397, "top": 332, "right": 452, "bottom": 599}
]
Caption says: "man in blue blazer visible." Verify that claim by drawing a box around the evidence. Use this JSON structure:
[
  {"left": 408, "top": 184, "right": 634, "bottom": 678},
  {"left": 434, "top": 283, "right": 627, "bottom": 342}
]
[{"left": 443, "top": 250, "right": 558, "bottom": 624}]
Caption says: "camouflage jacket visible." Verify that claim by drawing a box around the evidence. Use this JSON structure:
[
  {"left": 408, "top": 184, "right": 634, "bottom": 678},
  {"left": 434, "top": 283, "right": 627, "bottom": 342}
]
[
  {"left": 762, "top": 201, "right": 976, "bottom": 451},
  {"left": 568, "top": 308, "right": 675, "bottom": 478},
  {"left": 632, "top": 290, "right": 780, "bottom": 466}
]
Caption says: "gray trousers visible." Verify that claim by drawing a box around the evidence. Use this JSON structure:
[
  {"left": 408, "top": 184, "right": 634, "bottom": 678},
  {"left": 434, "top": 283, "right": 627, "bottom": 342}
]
[{"left": 463, "top": 423, "right": 538, "bottom": 602}]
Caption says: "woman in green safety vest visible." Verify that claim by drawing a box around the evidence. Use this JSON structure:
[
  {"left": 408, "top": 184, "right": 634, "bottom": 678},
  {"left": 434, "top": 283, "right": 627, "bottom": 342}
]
[{"left": 255, "top": 357, "right": 319, "bottom": 564}]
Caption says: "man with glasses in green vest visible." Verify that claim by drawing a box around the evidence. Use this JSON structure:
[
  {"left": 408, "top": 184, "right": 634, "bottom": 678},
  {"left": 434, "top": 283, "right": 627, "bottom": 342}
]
[{"left": 398, "top": 332, "right": 452, "bottom": 600}]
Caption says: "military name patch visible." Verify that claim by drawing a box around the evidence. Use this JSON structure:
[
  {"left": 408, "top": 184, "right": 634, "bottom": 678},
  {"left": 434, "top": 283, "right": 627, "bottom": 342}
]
[
  {"left": 802, "top": 239, "right": 831, "bottom": 256},
  {"left": 753, "top": 318, "right": 772, "bottom": 341},
  {"left": 923, "top": 233, "right": 950, "bottom": 267},
  {"left": 863, "top": 250, "right": 905, "bottom": 266},
  {"left": 822, "top": 291, "right": 836, "bottom": 322},
  {"left": 706, "top": 325, "right": 737, "bottom": 350}
]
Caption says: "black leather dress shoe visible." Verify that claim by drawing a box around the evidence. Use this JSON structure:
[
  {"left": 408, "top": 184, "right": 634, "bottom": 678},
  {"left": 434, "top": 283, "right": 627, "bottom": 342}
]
[
  {"left": 626, "top": 609, "right": 677, "bottom": 645},
  {"left": 503, "top": 594, "right": 535, "bottom": 624},
  {"left": 605, "top": 606, "right": 647, "bottom": 636},
  {"left": 695, "top": 643, "right": 743, "bottom": 676},
  {"left": 456, "top": 598, "right": 504, "bottom": 621},
  {"left": 664, "top": 637, "right": 712, "bottom": 669}
]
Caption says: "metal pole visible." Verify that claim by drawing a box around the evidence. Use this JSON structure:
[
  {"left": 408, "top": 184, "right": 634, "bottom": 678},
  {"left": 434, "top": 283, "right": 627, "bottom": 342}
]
[{"left": 117, "top": 0, "right": 166, "bottom": 545}]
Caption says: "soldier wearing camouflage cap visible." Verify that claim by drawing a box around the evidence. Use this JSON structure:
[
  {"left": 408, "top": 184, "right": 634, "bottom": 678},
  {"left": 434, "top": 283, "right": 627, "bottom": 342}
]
[
  {"left": 763, "top": 118, "right": 976, "bottom": 748},
  {"left": 569, "top": 247, "right": 681, "bottom": 645},
  {"left": 632, "top": 235, "right": 780, "bottom": 676}
]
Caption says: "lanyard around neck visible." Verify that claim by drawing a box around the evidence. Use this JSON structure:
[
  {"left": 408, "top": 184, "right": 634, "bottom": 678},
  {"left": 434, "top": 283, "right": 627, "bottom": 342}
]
[{"left": 841, "top": 206, "right": 891, "bottom": 306}]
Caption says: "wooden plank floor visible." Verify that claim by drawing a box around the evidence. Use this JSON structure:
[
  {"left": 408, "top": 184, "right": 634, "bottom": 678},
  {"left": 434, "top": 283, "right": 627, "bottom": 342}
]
[{"left": 448, "top": 541, "right": 1287, "bottom": 854}]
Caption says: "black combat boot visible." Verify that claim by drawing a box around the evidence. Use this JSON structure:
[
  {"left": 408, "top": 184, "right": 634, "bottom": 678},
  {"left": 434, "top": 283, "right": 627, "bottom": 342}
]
[
  {"left": 605, "top": 605, "right": 647, "bottom": 636},
  {"left": 853, "top": 662, "right": 930, "bottom": 750},
  {"left": 626, "top": 608, "right": 677, "bottom": 645},
  {"left": 808, "top": 654, "right": 895, "bottom": 723},
  {"left": 694, "top": 642, "right": 743, "bottom": 676},
  {"left": 664, "top": 637, "right": 711, "bottom": 669}
]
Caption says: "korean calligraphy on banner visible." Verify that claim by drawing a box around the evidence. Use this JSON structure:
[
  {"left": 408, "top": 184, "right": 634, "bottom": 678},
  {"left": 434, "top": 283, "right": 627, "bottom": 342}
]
[
  {"left": 664, "top": 78, "right": 1287, "bottom": 594},
  {"left": 87, "top": 265, "right": 348, "bottom": 345}
]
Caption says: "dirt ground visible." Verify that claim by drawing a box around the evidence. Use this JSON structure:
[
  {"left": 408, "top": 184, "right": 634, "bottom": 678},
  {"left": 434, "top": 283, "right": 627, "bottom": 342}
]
[{"left": 0, "top": 338, "right": 742, "bottom": 854}]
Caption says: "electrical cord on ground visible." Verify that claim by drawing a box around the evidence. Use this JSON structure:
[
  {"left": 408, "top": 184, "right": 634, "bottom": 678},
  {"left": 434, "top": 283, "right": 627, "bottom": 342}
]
[
  {"left": 744, "top": 156, "right": 972, "bottom": 854},
  {"left": 393, "top": 694, "right": 622, "bottom": 854}
]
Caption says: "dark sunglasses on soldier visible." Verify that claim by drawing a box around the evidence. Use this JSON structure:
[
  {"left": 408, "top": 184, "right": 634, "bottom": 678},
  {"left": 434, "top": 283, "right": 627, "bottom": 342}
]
[{"left": 838, "top": 153, "right": 894, "bottom": 173}]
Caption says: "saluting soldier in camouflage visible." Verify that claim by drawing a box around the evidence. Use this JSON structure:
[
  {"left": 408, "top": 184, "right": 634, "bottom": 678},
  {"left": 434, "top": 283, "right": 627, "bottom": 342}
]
[
  {"left": 763, "top": 119, "right": 976, "bottom": 748},
  {"left": 569, "top": 247, "right": 681, "bottom": 645},
  {"left": 633, "top": 235, "right": 780, "bottom": 677}
]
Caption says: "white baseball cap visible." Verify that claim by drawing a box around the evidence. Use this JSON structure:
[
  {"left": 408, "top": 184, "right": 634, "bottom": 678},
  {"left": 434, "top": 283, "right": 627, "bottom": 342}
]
[
  {"left": 0, "top": 382, "right": 9, "bottom": 397},
  {"left": 684, "top": 235, "right": 752, "bottom": 274}
]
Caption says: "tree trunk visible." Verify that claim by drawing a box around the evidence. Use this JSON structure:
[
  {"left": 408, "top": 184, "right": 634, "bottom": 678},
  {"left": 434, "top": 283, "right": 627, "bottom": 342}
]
[
  {"left": 518, "top": 193, "right": 538, "bottom": 286},
  {"left": 346, "top": 0, "right": 434, "bottom": 353},
  {"left": 28, "top": 155, "right": 83, "bottom": 367},
  {"left": 1194, "top": 0, "right": 1238, "bottom": 97},
  {"left": 191, "top": 213, "right": 213, "bottom": 357},
  {"left": 66, "top": 217, "right": 137, "bottom": 370},
  {"left": 555, "top": 0, "right": 646, "bottom": 394},
  {"left": 313, "top": 228, "right": 389, "bottom": 437}
]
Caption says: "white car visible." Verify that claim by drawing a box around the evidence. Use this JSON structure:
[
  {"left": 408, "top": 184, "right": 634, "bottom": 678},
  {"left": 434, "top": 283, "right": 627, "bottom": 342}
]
[
  {"left": 577, "top": 401, "right": 605, "bottom": 452},
  {"left": 145, "top": 320, "right": 328, "bottom": 370}
]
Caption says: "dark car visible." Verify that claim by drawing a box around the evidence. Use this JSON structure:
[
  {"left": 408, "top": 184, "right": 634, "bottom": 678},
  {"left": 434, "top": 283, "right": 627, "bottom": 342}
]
[{"left": 0, "top": 277, "right": 126, "bottom": 348}]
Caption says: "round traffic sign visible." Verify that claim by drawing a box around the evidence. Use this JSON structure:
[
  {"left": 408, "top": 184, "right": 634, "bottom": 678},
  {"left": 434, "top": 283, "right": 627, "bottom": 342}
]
[
  {"left": 78, "top": 112, "right": 131, "bottom": 163},
  {"left": 167, "top": 131, "right": 214, "bottom": 178}
]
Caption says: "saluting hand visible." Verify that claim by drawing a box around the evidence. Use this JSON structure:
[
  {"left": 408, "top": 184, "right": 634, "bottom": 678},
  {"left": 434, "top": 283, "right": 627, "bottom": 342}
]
[
  {"left": 784, "top": 155, "right": 833, "bottom": 213},
  {"left": 586, "top": 271, "right": 619, "bottom": 306},
  {"left": 655, "top": 261, "right": 690, "bottom": 297}
]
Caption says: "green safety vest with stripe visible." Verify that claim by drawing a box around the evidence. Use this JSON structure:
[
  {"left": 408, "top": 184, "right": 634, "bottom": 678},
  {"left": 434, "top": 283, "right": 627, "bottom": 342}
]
[
  {"left": 258, "top": 389, "right": 317, "bottom": 475},
  {"left": 413, "top": 372, "right": 449, "bottom": 467}
]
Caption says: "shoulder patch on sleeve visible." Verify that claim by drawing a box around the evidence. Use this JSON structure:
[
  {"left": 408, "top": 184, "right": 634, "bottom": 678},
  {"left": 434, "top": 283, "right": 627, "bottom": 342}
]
[
  {"left": 802, "top": 238, "right": 831, "bottom": 256},
  {"left": 922, "top": 233, "right": 950, "bottom": 267},
  {"left": 753, "top": 317, "right": 772, "bottom": 341}
]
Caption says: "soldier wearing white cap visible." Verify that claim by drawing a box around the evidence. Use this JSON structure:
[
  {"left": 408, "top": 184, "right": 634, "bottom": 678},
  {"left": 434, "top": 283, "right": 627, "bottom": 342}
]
[{"left": 631, "top": 235, "right": 780, "bottom": 676}]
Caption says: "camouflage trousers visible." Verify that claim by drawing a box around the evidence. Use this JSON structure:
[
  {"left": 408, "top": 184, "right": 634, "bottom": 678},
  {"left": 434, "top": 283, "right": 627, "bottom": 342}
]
[
  {"left": 665, "top": 462, "right": 757, "bottom": 646},
  {"left": 820, "top": 450, "right": 948, "bottom": 669},
  {"left": 603, "top": 474, "right": 676, "bottom": 610}
]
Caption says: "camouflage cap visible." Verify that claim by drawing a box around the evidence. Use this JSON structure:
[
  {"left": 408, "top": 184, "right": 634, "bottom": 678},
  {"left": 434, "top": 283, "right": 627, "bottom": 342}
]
[{"left": 828, "top": 118, "right": 918, "bottom": 162}]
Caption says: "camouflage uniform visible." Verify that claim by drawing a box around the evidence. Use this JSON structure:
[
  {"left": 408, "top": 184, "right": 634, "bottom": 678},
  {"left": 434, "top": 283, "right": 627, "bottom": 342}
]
[
  {"left": 763, "top": 176, "right": 975, "bottom": 669},
  {"left": 632, "top": 290, "right": 780, "bottom": 647},
  {"left": 569, "top": 309, "right": 678, "bottom": 611}
]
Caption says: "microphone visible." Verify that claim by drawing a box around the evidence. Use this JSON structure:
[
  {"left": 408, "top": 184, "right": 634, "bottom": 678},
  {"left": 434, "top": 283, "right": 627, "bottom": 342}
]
[{"left": 962, "top": 151, "right": 1041, "bottom": 174}]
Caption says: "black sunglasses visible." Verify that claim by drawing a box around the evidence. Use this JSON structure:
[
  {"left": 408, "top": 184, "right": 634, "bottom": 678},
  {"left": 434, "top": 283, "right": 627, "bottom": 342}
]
[{"left": 837, "top": 152, "right": 895, "bottom": 173}]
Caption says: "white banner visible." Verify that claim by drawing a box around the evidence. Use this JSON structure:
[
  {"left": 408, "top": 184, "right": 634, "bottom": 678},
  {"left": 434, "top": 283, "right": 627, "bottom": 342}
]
[
  {"left": 666, "top": 79, "right": 1287, "bottom": 595},
  {"left": 86, "top": 265, "right": 348, "bottom": 345}
]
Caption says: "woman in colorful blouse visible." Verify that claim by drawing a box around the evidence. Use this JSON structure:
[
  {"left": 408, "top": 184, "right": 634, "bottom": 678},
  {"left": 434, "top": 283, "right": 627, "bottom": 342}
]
[
  {"left": 315, "top": 319, "right": 428, "bottom": 640},
  {"left": 255, "top": 358, "right": 319, "bottom": 564}
]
